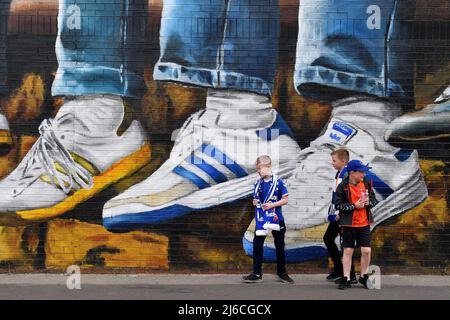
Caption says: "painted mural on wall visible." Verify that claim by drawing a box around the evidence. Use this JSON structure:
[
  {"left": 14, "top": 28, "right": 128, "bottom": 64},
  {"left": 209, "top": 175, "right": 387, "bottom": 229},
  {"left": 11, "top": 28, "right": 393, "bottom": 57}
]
[{"left": 0, "top": 0, "right": 448, "bottom": 273}]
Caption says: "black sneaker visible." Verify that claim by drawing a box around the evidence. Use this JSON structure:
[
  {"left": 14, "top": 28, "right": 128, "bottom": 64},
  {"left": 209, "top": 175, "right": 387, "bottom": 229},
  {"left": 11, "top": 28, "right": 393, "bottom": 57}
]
[
  {"left": 337, "top": 277, "right": 352, "bottom": 290},
  {"left": 278, "top": 273, "right": 295, "bottom": 284},
  {"left": 358, "top": 274, "right": 369, "bottom": 288},
  {"left": 326, "top": 269, "right": 343, "bottom": 281},
  {"left": 334, "top": 276, "right": 343, "bottom": 284},
  {"left": 335, "top": 272, "right": 356, "bottom": 284},
  {"left": 243, "top": 273, "right": 263, "bottom": 283},
  {"left": 350, "top": 272, "right": 358, "bottom": 284}
]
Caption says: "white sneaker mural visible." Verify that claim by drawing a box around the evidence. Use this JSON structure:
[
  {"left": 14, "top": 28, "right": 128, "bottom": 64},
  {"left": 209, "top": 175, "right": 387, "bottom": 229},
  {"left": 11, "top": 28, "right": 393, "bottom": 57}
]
[
  {"left": 103, "top": 90, "right": 301, "bottom": 231},
  {"left": 0, "top": 112, "right": 12, "bottom": 155},
  {"left": 0, "top": 94, "right": 151, "bottom": 225}
]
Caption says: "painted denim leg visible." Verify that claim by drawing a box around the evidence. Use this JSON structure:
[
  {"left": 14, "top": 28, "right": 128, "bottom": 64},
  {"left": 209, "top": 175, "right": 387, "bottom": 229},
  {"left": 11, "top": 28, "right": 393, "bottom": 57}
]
[
  {"left": 0, "top": 1, "right": 12, "bottom": 154},
  {"left": 154, "top": 0, "right": 278, "bottom": 96},
  {"left": 386, "top": 0, "right": 416, "bottom": 104},
  {"left": 219, "top": 0, "right": 279, "bottom": 96},
  {"left": 294, "top": 0, "right": 408, "bottom": 101},
  {"left": 0, "top": 1, "right": 11, "bottom": 95},
  {"left": 154, "top": 0, "right": 227, "bottom": 89},
  {"left": 52, "top": 0, "right": 146, "bottom": 98}
]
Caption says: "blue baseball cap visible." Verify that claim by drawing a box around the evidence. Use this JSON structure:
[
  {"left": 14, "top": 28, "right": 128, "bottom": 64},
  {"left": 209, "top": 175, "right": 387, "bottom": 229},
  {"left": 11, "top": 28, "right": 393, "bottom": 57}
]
[{"left": 347, "top": 160, "right": 372, "bottom": 172}]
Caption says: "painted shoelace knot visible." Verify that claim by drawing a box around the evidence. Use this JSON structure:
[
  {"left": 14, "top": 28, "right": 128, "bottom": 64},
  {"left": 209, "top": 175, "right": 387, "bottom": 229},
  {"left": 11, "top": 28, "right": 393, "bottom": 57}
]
[{"left": 13, "top": 118, "right": 94, "bottom": 196}]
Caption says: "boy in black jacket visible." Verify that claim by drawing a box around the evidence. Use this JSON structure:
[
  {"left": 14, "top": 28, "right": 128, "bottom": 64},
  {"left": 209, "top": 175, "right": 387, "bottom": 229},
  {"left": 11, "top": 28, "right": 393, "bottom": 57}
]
[
  {"left": 324, "top": 148, "right": 356, "bottom": 283},
  {"left": 335, "top": 160, "right": 378, "bottom": 290}
]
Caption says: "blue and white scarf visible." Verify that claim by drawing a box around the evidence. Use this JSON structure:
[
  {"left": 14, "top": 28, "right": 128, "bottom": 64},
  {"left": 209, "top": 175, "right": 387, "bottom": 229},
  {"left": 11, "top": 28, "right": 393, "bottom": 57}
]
[{"left": 254, "top": 174, "right": 280, "bottom": 236}]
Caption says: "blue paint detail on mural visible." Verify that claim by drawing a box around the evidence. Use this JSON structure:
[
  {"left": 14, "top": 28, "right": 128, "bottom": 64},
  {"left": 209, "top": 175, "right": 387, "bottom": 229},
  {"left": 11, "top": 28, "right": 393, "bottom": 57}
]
[
  {"left": 364, "top": 169, "right": 395, "bottom": 200},
  {"left": 103, "top": 196, "right": 252, "bottom": 231},
  {"left": 242, "top": 237, "right": 329, "bottom": 263},
  {"left": 332, "top": 122, "right": 354, "bottom": 137},
  {"left": 173, "top": 166, "right": 210, "bottom": 189},
  {"left": 394, "top": 149, "right": 413, "bottom": 162},
  {"left": 200, "top": 144, "right": 248, "bottom": 178},
  {"left": 189, "top": 154, "right": 228, "bottom": 184}
]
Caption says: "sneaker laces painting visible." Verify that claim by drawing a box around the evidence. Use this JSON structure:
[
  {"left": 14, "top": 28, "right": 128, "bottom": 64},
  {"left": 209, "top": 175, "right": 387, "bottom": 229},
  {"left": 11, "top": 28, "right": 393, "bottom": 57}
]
[
  {"left": 0, "top": 95, "right": 151, "bottom": 225},
  {"left": 169, "top": 110, "right": 217, "bottom": 161},
  {"left": 13, "top": 119, "right": 94, "bottom": 197}
]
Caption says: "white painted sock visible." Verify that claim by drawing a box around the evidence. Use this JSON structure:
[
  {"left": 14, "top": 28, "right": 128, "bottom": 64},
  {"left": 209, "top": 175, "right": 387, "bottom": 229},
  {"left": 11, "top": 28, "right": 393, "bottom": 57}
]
[
  {"left": 332, "top": 96, "right": 401, "bottom": 150},
  {"left": 435, "top": 85, "right": 450, "bottom": 103},
  {"left": 0, "top": 113, "right": 9, "bottom": 131},
  {"left": 54, "top": 94, "right": 124, "bottom": 139},
  {"left": 205, "top": 89, "right": 275, "bottom": 129}
]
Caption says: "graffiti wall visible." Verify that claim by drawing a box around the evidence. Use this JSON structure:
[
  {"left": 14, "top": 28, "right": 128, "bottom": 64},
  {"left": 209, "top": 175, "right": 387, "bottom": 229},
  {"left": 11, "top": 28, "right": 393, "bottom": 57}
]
[{"left": 0, "top": 0, "right": 448, "bottom": 274}]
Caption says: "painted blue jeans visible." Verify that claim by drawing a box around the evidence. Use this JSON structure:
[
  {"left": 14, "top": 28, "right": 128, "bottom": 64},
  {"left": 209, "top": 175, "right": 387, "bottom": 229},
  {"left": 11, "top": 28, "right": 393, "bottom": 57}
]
[
  {"left": 156, "top": 0, "right": 415, "bottom": 99},
  {"left": 0, "top": 0, "right": 11, "bottom": 96},
  {"left": 2, "top": 0, "right": 415, "bottom": 100},
  {"left": 294, "top": 0, "right": 415, "bottom": 101},
  {"left": 51, "top": 0, "right": 147, "bottom": 98},
  {"left": 154, "top": 0, "right": 280, "bottom": 97}
]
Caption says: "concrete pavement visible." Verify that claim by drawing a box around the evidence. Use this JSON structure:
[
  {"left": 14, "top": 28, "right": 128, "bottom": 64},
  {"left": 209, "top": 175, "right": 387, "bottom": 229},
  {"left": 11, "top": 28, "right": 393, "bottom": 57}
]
[{"left": 0, "top": 274, "right": 448, "bottom": 300}]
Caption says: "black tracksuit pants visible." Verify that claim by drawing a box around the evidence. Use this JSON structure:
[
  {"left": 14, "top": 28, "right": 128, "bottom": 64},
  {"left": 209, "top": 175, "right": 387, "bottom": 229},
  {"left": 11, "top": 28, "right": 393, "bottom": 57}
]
[{"left": 253, "top": 221, "right": 286, "bottom": 276}]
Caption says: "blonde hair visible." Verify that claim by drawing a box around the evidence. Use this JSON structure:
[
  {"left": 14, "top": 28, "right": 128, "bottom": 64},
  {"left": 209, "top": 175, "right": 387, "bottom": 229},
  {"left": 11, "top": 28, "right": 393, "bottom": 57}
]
[
  {"left": 256, "top": 155, "right": 272, "bottom": 166},
  {"left": 331, "top": 148, "right": 349, "bottom": 163}
]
